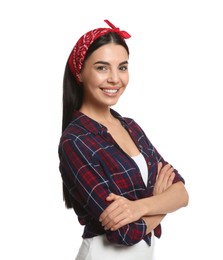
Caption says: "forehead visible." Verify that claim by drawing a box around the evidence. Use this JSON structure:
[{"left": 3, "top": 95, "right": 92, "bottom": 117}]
[{"left": 87, "top": 43, "right": 129, "bottom": 62}]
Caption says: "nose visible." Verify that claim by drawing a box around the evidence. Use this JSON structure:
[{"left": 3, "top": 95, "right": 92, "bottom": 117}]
[{"left": 107, "top": 69, "right": 120, "bottom": 84}]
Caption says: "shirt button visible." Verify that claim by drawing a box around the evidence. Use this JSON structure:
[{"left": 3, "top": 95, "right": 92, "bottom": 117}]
[
  {"left": 129, "top": 129, "right": 132, "bottom": 133},
  {"left": 148, "top": 162, "right": 151, "bottom": 166}
]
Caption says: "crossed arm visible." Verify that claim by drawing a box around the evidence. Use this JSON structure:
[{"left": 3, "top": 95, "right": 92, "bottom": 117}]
[{"left": 99, "top": 162, "right": 189, "bottom": 235}]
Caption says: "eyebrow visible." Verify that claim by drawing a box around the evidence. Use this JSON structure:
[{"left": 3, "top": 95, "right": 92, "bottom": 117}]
[{"left": 93, "top": 61, "right": 128, "bottom": 66}]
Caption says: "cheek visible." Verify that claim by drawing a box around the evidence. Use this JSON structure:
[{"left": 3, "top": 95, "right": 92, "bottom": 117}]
[
  {"left": 123, "top": 74, "right": 129, "bottom": 86},
  {"left": 82, "top": 72, "right": 100, "bottom": 86}
]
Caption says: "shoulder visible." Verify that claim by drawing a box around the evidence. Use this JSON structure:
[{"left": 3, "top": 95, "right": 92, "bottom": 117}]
[
  {"left": 59, "top": 115, "right": 92, "bottom": 148},
  {"left": 60, "top": 122, "right": 87, "bottom": 143},
  {"left": 111, "top": 109, "right": 143, "bottom": 131},
  {"left": 123, "top": 116, "right": 145, "bottom": 134},
  {"left": 61, "top": 110, "right": 99, "bottom": 141}
]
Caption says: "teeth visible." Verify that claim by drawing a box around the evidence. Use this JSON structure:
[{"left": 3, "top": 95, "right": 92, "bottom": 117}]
[{"left": 103, "top": 89, "right": 118, "bottom": 93}]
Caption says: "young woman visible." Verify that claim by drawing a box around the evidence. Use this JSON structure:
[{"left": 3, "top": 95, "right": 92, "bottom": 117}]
[{"left": 58, "top": 20, "right": 189, "bottom": 260}]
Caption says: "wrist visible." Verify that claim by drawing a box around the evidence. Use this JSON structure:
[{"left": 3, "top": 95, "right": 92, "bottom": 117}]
[{"left": 138, "top": 198, "right": 150, "bottom": 217}]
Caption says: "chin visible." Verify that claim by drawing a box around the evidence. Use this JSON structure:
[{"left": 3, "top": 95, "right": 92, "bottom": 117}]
[{"left": 107, "top": 101, "right": 119, "bottom": 107}]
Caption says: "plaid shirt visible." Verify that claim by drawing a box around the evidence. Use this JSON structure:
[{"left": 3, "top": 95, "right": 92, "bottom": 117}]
[{"left": 58, "top": 109, "right": 185, "bottom": 246}]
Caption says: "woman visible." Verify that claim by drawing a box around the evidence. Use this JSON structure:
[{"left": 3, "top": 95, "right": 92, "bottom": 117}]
[{"left": 58, "top": 20, "right": 189, "bottom": 260}]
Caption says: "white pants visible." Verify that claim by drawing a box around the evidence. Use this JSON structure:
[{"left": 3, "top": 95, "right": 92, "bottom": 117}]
[{"left": 75, "top": 233, "right": 156, "bottom": 260}]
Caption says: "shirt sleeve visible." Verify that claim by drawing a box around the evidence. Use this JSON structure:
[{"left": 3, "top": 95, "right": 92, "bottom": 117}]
[
  {"left": 129, "top": 120, "right": 185, "bottom": 240},
  {"left": 148, "top": 139, "right": 185, "bottom": 184},
  {"left": 132, "top": 120, "right": 185, "bottom": 184},
  {"left": 59, "top": 138, "right": 147, "bottom": 246}
]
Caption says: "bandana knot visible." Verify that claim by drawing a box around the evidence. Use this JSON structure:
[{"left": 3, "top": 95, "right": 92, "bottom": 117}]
[{"left": 104, "top": 20, "right": 131, "bottom": 39}]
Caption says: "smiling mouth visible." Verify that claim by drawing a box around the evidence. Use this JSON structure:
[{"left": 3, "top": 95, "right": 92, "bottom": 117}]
[{"left": 101, "top": 88, "right": 119, "bottom": 94}]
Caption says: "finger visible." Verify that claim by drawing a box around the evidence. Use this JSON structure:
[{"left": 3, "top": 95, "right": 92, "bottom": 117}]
[
  {"left": 106, "top": 193, "right": 119, "bottom": 201},
  {"left": 100, "top": 194, "right": 123, "bottom": 221},
  {"left": 155, "top": 164, "right": 171, "bottom": 188},
  {"left": 157, "top": 162, "right": 163, "bottom": 176},
  {"left": 161, "top": 163, "right": 172, "bottom": 173},
  {"left": 155, "top": 164, "right": 174, "bottom": 193},
  {"left": 100, "top": 198, "right": 127, "bottom": 225},
  {"left": 156, "top": 162, "right": 165, "bottom": 184},
  {"left": 105, "top": 212, "right": 130, "bottom": 231},
  {"left": 167, "top": 172, "right": 175, "bottom": 187},
  {"left": 101, "top": 206, "right": 124, "bottom": 227},
  {"left": 162, "top": 166, "right": 174, "bottom": 184},
  {"left": 99, "top": 200, "right": 120, "bottom": 222},
  {"left": 110, "top": 217, "right": 130, "bottom": 231}
]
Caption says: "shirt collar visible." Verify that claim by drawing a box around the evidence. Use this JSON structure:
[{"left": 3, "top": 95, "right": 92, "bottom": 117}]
[{"left": 71, "top": 109, "right": 128, "bottom": 135}]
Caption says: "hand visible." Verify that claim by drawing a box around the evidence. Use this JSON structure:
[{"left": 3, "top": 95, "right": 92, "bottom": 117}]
[
  {"left": 99, "top": 193, "right": 142, "bottom": 231},
  {"left": 153, "top": 162, "right": 175, "bottom": 195}
]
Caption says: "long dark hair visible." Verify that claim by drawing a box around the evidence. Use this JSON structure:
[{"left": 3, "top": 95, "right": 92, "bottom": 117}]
[{"left": 62, "top": 32, "right": 130, "bottom": 208}]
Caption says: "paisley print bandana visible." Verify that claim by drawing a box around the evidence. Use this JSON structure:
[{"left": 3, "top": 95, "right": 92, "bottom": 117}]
[{"left": 68, "top": 20, "right": 131, "bottom": 84}]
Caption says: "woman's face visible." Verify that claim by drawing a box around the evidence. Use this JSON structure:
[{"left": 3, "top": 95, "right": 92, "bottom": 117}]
[{"left": 80, "top": 43, "right": 129, "bottom": 109}]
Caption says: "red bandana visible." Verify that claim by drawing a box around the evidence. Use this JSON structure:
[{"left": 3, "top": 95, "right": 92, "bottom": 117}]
[{"left": 68, "top": 20, "right": 131, "bottom": 83}]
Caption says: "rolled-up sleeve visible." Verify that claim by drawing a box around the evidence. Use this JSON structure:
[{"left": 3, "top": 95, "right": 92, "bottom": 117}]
[
  {"left": 59, "top": 138, "right": 147, "bottom": 246},
  {"left": 149, "top": 141, "right": 185, "bottom": 184}
]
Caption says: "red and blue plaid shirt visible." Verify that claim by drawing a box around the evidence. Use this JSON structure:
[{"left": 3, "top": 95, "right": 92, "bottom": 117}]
[{"left": 58, "top": 109, "right": 185, "bottom": 246}]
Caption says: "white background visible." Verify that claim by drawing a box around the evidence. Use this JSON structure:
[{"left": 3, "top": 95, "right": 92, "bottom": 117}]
[{"left": 0, "top": 0, "right": 222, "bottom": 259}]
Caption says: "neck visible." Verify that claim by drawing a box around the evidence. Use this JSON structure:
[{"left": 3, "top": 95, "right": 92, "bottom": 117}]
[{"left": 79, "top": 105, "right": 115, "bottom": 124}]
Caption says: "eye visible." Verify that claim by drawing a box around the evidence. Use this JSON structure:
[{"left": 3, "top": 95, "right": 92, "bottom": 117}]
[
  {"left": 119, "top": 65, "right": 128, "bottom": 71},
  {"left": 96, "top": 65, "right": 107, "bottom": 71}
]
